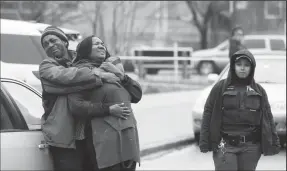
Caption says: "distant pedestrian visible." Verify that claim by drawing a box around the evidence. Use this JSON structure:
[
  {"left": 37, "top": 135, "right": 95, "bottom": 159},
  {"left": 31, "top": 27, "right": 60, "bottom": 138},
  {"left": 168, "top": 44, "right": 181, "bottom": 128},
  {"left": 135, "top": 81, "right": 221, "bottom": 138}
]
[
  {"left": 229, "top": 26, "right": 246, "bottom": 59},
  {"left": 199, "top": 49, "right": 280, "bottom": 171}
]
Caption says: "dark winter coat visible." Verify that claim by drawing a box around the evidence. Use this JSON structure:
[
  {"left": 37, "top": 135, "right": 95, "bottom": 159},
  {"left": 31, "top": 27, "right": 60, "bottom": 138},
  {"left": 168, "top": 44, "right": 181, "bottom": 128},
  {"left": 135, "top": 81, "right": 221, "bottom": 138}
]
[
  {"left": 67, "top": 59, "right": 142, "bottom": 168},
  {"left": 199, "top": 49, "right": 281, "bottom": 156}
]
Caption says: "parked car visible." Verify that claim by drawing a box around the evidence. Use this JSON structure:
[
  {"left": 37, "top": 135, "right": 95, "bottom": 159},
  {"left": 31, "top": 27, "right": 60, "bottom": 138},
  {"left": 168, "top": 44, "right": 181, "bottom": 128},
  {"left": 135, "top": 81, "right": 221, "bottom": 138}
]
[
  {"left": 191, "top": 35, "right": 286, "bottom": 75},
  {"left": 1, "top": 19, "right": 47, "bottom": 91},
  {"left": 191, "top": 53, "right": 286, "bottom": 148},
  {"left": 1, "top": 19, "right": 138, "bottom": 91},
  {"left": 1, "top": 77, "right": 53, "bottom": 170}
]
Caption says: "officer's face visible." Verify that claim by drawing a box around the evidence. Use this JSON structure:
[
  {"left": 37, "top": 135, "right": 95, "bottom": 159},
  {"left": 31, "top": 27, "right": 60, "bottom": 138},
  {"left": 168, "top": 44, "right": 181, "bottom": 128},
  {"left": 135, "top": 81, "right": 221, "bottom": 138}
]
[
  {"left": 235, "top": 58, "right": 251, "bottom": 79},
  {"left": 42, "top": 35, "right": 67, "bottom": 58}
]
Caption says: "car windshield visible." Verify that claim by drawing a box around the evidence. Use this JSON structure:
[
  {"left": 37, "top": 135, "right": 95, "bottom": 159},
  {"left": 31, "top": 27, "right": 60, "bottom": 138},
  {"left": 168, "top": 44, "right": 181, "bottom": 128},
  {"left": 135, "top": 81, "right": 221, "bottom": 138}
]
[
  {"left": 1, "top": 34, "right": 47, "bottom": 64},
  {"left": 220, "top": 58, "right": 286, "bottom": 84}
]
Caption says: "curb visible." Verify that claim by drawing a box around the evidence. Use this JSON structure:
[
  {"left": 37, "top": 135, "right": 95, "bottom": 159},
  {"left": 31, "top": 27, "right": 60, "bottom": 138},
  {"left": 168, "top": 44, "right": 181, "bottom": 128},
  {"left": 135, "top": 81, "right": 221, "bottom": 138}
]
[{"left": 140, "top": 138, "right": 195, "bottom": 157}]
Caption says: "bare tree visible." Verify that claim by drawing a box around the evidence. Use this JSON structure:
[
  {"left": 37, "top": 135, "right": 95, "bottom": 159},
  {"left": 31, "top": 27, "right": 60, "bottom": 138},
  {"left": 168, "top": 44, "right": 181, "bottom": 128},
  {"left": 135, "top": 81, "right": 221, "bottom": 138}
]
[
  {"left": 6, "top": 1, "right": 83, "bottom": 25},
  {"left": 78, "top": 1, "right": 158, "bottom": 55},
  {"left": 185, "top": 1, "right": 232, "bottom": 49},
  {"left": 18, "top": 1, "right": 47, "bottom": 22},
  {"left": 45, "top": 2, "right": 82, "bottom": 26}
]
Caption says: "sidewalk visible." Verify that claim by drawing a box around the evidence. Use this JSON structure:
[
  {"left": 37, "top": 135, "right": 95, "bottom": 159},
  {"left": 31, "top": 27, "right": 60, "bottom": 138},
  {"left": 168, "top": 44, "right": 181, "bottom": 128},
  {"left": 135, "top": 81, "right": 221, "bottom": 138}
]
[{"left": 131, "top": 90, "right": 202, "bottom": 157}]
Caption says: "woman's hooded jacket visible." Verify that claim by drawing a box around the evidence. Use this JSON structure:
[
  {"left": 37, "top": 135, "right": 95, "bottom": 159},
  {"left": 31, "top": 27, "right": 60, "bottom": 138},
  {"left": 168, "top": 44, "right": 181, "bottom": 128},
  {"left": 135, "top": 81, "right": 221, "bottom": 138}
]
[{"left": 199, "top": 49, "right": 280, "bottom": 156}]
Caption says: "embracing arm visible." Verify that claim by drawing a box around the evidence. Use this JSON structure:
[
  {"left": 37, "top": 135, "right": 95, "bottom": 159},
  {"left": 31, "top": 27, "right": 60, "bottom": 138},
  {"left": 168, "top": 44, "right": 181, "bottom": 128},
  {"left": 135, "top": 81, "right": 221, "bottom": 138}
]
[
  {"left": 100, "top": 57, "right": 142, "bottom": 103},
  {"left": 67, "top": 91, "right": 110, "bottom": 119},
  {"left": 39, "top": 59, "right": 103, "bottom": 94},
  {"left": 121, "top": 75, "right": 142, "bottom": 103}
]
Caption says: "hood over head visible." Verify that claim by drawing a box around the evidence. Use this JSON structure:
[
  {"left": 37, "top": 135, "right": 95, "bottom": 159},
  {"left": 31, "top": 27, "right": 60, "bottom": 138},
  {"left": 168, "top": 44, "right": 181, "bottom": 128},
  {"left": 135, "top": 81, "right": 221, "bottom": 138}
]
[{"left": 227, "top": 49, "right": 256, "bottom": 86}]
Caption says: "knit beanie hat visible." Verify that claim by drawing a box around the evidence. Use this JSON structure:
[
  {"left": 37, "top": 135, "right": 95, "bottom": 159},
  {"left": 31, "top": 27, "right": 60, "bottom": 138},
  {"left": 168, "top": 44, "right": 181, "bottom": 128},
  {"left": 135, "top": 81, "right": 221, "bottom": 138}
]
[
  {"left": 75, "top": 35, "right": 111, "bottom": 62},
  {"left": 41, "top": 26, "right": 69, "bottom": 48}
]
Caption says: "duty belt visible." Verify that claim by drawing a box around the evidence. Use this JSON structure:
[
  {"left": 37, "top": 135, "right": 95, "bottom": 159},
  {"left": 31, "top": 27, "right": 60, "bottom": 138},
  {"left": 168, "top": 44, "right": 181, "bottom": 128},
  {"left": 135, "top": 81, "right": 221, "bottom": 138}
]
[{"left": 222, "top": 132, "right": 260, "bottom": 146}]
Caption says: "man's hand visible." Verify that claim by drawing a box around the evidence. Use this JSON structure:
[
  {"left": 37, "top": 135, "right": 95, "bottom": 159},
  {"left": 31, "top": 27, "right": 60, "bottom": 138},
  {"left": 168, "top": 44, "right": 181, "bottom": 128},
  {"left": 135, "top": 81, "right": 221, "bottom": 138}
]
[
  {"left": 109, "top": 103, "right": 131, "bottom": 120},
  {"left": 100, "top": 62, "right": 125, "bottom": 80}
]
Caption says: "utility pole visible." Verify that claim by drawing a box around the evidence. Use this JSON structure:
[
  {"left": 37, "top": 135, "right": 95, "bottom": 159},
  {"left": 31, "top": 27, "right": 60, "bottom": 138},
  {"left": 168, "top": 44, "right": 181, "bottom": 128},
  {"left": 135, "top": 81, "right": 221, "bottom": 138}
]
[
  {"left": 153, "top": 1, "right": 162, "bottom": 47},
  {"left": 162, "top": 1, "right": 168, "bottom": 44}
]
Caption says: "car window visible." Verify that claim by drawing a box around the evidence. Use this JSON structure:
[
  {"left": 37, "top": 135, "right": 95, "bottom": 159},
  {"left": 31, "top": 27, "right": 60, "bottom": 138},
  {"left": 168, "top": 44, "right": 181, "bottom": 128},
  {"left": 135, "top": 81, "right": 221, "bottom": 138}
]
[
  {"left": 270, "top": 39, "right": 286, "bottom": 51},
  {"left": 220, "top": 58, "right": 286, "bottom": 84},
  {"left": 1, "top": 102, "right": 14, "bottom": 130},
  {"left": 1, "top": 82, "right": 43, "bottom": 129},
  {"left": 243, "top": 39, "right": 266, "bottom": 49},
  {"left": 0, "top": 34, "right": 47, "bottom": 64}
]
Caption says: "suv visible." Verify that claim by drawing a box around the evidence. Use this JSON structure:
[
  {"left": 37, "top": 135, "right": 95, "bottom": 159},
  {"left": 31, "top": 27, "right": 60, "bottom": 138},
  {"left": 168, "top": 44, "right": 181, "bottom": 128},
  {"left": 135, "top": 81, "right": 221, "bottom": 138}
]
[{"left": 191, "top": 35, "right": 286, "bottom": 75}]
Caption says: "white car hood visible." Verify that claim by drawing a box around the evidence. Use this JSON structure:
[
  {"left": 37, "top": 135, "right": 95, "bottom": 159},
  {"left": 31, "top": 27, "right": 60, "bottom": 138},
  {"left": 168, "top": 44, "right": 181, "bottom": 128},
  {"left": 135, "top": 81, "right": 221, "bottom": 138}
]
[
  {"left": 192, "top": 48, "right": 218, "bottom": 57},
  {"left": 261, "top": 83, "right": 286, "bottom": 103},
  {"left": 260, "top": 83, "right": 286, "bottom": 118}
]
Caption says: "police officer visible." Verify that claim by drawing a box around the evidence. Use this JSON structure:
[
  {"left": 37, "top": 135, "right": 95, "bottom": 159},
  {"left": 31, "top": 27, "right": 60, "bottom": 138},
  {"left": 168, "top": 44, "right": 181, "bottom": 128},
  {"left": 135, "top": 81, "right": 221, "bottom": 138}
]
[{"left": 199, "top": 49, "right": 280, "bottom": 171}]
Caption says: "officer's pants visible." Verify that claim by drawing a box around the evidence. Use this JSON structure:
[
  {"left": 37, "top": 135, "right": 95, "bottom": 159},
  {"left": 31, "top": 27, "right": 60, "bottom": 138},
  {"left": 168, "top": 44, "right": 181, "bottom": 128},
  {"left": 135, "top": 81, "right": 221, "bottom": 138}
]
[{"left": 213, "top": 141, "right": 261, "bottom": 171}]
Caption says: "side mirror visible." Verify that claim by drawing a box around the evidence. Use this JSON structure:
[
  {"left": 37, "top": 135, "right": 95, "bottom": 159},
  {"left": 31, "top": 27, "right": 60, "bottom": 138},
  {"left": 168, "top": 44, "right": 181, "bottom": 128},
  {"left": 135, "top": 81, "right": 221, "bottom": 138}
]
[{"left": 207, "top": 73, "right": 219, "bottom": 83}]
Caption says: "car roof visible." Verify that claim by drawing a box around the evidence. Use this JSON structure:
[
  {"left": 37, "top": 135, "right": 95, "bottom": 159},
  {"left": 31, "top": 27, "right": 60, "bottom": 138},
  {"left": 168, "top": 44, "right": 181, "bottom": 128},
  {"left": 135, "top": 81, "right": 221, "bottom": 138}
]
[
  {"left": 245, "top": 34, "right": 286, "bottom": 40},
  {"left": 29, "top": 22, "right": 80, "bottom": 34},
  {"left": 223, "top": 54, "right": 286, "bottom": 72},
  {"left": 1, "top": 19, "right": 42, "bottom": 36},
  {"left": 1, "top": 19, "right": 80, "bottom": 36}
]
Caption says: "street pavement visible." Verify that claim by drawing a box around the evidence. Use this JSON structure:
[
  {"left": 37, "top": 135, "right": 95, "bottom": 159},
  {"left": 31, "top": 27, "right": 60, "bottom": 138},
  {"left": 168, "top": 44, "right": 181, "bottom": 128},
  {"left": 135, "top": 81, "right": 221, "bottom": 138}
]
[
  {"left": 139, "top": 144, "right": 286, "bottom": 170},
  {"left": 131, "top": 89, "right": 202, "bottom": 153}
]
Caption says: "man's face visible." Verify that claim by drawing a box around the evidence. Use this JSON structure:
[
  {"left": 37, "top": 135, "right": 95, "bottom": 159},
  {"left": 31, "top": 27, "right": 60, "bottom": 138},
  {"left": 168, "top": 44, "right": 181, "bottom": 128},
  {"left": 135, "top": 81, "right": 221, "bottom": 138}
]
[
  {"left": 90, "top": 37, "right": 106, "bottom": 61},
  {"left": 232, "top": 29, "right": 244, "bottom": 43},
  {"left": 42, "top": 35, "right": 67, "bottom": 58},
  {"left": 235, "top": 58, "right": 251, "bottom": 79}
]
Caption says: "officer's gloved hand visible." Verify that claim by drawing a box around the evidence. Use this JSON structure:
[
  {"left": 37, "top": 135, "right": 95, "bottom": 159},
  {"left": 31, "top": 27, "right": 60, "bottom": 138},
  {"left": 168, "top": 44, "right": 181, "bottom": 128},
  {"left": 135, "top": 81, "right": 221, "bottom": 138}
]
[
  {"left": 200, "top": 149, "right": 209, "bottom": 153},
  {"left": 199, "top": 144, "right": 209, "bottom": 153}
]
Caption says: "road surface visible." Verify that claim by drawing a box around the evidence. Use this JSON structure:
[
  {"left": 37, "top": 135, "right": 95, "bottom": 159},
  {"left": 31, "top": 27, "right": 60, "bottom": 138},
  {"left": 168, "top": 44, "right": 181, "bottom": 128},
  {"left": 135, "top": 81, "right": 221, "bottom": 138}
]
[
  {"left": 132, "top": 89, "right": 202, "bottom": 150},
  {"left": 139, "top": 144, "right": 286, "bottom": 170}
]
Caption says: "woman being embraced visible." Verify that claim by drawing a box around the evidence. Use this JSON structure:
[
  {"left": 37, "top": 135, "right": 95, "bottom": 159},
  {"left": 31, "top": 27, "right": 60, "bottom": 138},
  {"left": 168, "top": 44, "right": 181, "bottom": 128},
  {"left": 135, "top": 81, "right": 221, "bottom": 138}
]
[{"left": 68, "top": 35, "right": 142, "bottom": 171}]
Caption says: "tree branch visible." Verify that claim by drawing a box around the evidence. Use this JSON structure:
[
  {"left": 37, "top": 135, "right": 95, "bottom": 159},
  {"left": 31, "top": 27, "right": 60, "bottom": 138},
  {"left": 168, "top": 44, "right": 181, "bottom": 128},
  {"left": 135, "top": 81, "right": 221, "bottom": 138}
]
[{"left": 186, "top": 1, "right": 203, "bottom": 31}]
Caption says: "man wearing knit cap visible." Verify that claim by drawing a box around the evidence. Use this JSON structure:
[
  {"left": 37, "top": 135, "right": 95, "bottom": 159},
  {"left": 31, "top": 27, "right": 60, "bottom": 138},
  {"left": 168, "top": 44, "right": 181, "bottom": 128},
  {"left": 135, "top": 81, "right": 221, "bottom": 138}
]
[
  {"left": 38, "top": 26, "right": 122, "bottom": 171},
  {"left": 41, "top": 26, "right": 71, "bottom": 60}
]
